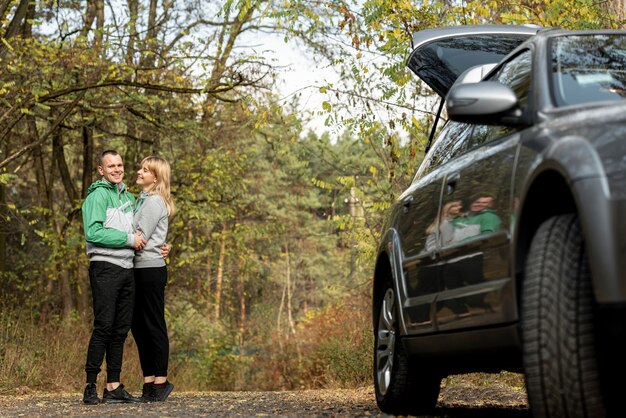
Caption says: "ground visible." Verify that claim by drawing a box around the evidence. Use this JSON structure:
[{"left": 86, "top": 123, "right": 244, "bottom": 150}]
[{"left": 0, "top": 378, "right": 529, "bottom": 417}]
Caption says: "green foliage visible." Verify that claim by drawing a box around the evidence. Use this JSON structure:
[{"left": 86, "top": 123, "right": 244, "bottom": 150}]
[
  {"left": 492, "top": 0, "right": 613, "bottom": 29},
  {"left": 167, "top": 298, "right": 249, "bottom": 390}
]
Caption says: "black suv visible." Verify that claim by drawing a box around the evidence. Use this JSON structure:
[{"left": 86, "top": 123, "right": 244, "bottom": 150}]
[{"left": 373, "top": 25, "right": 626, "bottom": 417}]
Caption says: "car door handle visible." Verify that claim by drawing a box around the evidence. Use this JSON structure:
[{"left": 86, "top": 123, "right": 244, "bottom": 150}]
[
  {"left": 402, "top": 195, "right": 414, "bottom": 213},
  {"left": 446, "top": 173, "right": 460, "bottom": 194}
]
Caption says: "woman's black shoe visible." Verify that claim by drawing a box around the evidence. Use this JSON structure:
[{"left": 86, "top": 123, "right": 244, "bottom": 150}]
[
  {"left": 82, "top": 383, "right": 100, "bottom": 405},
  {"left": 153, "top": 381, "right": 174, "bottom": 401},
  {"left": 102, "top": 384, "right": 141, "bottom": 403}
]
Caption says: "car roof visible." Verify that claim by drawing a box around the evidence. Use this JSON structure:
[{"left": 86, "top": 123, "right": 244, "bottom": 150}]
[
  {"left": 530, "top": 28, "right": 626, "bottom": 39},
  {"left": 407, "top": 24, "right": 541, "bottom": 97},
  {"left": 410, "top": 24, "right": 541, "bottom": 48}
]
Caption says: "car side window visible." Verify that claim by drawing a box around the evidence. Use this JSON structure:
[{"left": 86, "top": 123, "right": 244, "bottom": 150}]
[
  {"left": 414, "top": 121, "right": 474, "bottom": 181},
  {"left": 468, "top": 50, "right": 532, "bottom": 148},
  {"left": 491, "top": 49, "right": 532, "bottom": 109}
]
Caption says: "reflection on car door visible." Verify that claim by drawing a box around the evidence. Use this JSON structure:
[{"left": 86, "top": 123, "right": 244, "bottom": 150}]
[
  {"left": 396, "top": 121, "right": 473, "bottom": 334},
  {"left": 395, "top": 177, "right": 442, "bottom": 333},
  {"left": 436, "top": 49, "right": 533, "bottom": 331},
  {"left": 436, "top": 135, "right": 518, "bottom": 330}
]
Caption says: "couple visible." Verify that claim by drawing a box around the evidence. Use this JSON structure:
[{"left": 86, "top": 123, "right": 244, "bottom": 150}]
[
  {"left": 425, "top": 194, "right": 502, "bottom": 251},
  {"left": 81, "top": 150, "right": 174, "bottom": 404}
]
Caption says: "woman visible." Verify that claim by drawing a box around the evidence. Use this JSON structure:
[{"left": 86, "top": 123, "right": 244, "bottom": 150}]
[
  {"left": 132, "top": 156, "right": 175, "bottom": 402},
  {"left": 424, "top": 200, "right": 463, "bottom": 250}
]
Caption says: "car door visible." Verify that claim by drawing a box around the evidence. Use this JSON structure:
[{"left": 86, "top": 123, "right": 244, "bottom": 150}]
[
  {"left": 395, "top": 121, "right": 472, "bottom": 334},
  {"left": 436, "top": 49, "right": 534, "bottom": 331}
]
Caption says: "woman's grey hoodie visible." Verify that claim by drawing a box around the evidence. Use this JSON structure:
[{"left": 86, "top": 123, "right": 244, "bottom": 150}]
[{"left": 133, "top": 192, "right": 169, "bottom": 268}]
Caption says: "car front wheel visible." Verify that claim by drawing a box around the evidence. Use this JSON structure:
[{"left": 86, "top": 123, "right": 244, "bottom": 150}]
[
  {"left": 374, "top": 285, "right": 440, "bottom": 416},
  {"left": 522, "top": 214, "right": 605, "bottom": 417}
]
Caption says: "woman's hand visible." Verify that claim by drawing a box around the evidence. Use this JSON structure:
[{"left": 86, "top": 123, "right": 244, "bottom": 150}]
[{"left": 160, "top": 243, "right": 172, "bottom": 258}]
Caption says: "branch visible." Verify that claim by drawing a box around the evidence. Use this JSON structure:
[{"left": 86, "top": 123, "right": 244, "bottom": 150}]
[
  {"left": 96, "top": 124, "right": 154, "bottom": 145},
  {"left": 321, "top": 86, "right": 439, "bottom": 116},
  {"left": 39, "top": 77, "right": 250, "bottom": 102},
  {"left": 0, "top": 91, "right": 85, "bottom": 170}
]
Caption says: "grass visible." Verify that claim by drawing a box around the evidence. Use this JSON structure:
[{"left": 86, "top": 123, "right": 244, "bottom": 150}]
[{"left": 0, "top": 305, "right": 527, "bottom": 402}]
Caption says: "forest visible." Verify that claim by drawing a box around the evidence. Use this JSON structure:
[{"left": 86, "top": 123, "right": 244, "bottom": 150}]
[{"left": 1, "top": 0, "right": 624, "bottom": 393}]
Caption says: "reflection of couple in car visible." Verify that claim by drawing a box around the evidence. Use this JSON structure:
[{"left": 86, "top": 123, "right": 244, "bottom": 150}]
[
  {"left": 424, "top": 194, "right": 503, "bottom": 318},
  {"left": 425, "top": 194, "right": 502, "bottom": 250}
]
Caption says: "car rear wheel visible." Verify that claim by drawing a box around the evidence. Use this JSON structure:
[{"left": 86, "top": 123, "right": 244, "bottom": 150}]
[
  {"left": 522, "top": 214, "right": 605, "bottom": 417},
  {"left": 374, "top": 286, "right": 440, "bottom": 416}
]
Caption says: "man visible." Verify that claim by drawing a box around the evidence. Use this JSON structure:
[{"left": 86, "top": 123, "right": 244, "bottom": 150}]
[
  {"left": 452, "top": 194, "right": 502, "bottom": 242},
  {"left": 81, "top": 150, "right": 146, "bottom": 404}
]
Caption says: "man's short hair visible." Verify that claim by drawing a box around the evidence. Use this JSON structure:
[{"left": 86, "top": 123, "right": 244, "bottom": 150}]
[
  {"left": 472, "top": 192, "right": 495, "bottom": 201},
  {"left": 98, "top": 150, "right": 120, "bottom": 166}
]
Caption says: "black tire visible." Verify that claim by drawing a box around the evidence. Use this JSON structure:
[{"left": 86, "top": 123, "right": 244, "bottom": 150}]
[
  {"left": 374, "top": 285, "right": 440, "bottom": 416},
  {"left": 522, "top": 215, "right": 605, "bottom": 418}
]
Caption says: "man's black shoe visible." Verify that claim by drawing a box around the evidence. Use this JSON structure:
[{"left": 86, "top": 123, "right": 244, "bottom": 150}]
[
  {"left": 83, "top": 383, "right": 100, "bottom": 405},
  {"left": 153, "top": 381, "right": 174, "bottom": 401},
  {"left": 102, "top": 384, "right": 141, "bottom": 403},
  {"left": 140, "top": 382, "right": 157, "bottom": 403}
]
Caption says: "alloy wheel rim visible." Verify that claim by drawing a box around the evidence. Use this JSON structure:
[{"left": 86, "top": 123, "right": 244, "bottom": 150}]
[{"left": 376, "top": 288, "right": 396, "bottom": 396}]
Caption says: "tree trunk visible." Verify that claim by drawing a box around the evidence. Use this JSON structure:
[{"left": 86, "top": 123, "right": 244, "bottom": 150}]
[
  {"left": 75, "top": 261, "right": 89, "bottom": 318},
  {"left": 237, "top": 257, "right": 246, "bottom": 337},
  {"left": 277, "top": 271, "right": 287, "bottom": 345},
  {"left": 0, "top": 0, "right": 29, "bottom": 46},
  {"left": 140, "top": 0, "right": 159, "bottom": 69},
  {"left": 81, "top": 123, "right": 93, "bottom": 198},
  {"left": 80, "top": 0, "right": 97, "bottom": 37},
  {"left": 53, "top": 128, "right": 79, "bottom": 203},
  {"left": 0, "top": 0, "right": 13, "bottom": 24},
  {"left": 285, "top": 243, "right": 296, "bottom": 335},
  {"left": 202, "top": 1, "right": 258, "bottom": 122},
  {"left": 28, "top": 116, "right": 51, "bottom": 212},
  {"left": 203, "top": 229, "right": 213, "bottom": 303},
  {"left": 19, "top": 0, "right": 34, "bottom": 37},
  {"left": 0, "top": 181, "right": 5, "bottom": 272},
  {"left": 94, "top": 0, "right": 104, "bottom": 47},
  {"left": 126, "top": 0, "right": 139, "bottom": 66},
  {"left": 59, "top": 266, "right": 75, "bottom": 320},
  {"left": 605, "top": 0, "right": 626, "bottom": 22},
  {"left": 214, "top": 220, "right": 227, "bottom": 320}
]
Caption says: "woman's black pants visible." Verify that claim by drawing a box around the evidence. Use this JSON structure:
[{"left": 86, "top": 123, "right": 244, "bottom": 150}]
[{"left": 131, "top": 266, "right": 169, "bottom": 377}]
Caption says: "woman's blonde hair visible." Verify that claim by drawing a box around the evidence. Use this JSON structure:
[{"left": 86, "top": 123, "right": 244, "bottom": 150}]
[
  {"left": 425, "top": 200, "right": 462, "bottom": 235},
  {"left": 140, "top": 156, "right": 175, "bottom": 217}
]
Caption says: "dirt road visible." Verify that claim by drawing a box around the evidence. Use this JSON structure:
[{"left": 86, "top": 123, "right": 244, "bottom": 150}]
[{"left": 0, "top": 384, "right": 529, "bottom": 417}]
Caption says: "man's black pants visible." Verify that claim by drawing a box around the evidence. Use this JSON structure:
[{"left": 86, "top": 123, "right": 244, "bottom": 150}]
[
  {"left": 85, "top": 261, "right": 135, "bottom": 383},
  {"left": 132, "top": 266, "right": 169, "bottom": 377}
]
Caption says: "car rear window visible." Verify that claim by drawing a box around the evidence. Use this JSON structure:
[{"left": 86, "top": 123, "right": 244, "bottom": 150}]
[
  {"left": 407, "top": 34, "right": 530, "bottom": 97},
  {"left": 551, "top": 34, "right": 626, "bottom": 107}
]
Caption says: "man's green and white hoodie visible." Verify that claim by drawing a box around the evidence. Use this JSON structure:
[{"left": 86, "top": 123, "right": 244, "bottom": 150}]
[{"left": 82, "top": 179, "right": 137, "bottom": 269}]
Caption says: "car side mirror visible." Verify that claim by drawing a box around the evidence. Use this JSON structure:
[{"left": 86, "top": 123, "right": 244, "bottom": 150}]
[{"left": 446, "top": 81, "right": 522, "bottom": 126}]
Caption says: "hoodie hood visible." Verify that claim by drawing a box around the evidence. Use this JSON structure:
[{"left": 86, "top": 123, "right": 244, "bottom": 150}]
[{"left": 87, "top": 179, "right": 128, "bottom": 195}]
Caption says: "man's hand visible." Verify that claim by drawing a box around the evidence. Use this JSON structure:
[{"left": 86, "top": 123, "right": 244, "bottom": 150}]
[
  {"left": 160, "top": 243, "right": 171, "bottom": 258},
  {"left": 133, "top": 231, "right": 147, "bottom": 250}
]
